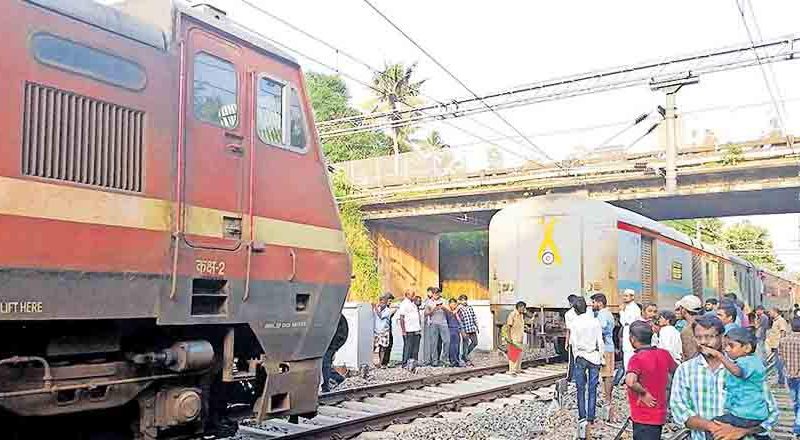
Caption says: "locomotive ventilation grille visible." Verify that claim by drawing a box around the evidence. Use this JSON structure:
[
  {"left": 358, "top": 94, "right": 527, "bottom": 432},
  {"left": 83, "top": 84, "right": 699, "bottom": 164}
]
[{"left": 22, "top": 83, "right": 144, "bottom": 192}]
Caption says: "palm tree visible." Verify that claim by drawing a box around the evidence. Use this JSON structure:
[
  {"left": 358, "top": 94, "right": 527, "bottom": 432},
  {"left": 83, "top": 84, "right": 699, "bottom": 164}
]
[
  {"left": 367, "top": 62, "right": 426, "bottom": 158},
  {"left": 422, "top": 130, "right": 449, "bottom": 150}
]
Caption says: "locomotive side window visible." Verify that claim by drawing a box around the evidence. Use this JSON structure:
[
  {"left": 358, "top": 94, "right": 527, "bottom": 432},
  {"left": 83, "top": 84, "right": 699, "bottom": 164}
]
[
  {"left": 289, "top": 88, "right": 307, "bottom": 149},
  {"left": 257, "top": 77, "right": 284, "bottom": 145},
  {"left": 31, "top": 33, "right": 146, "bottom": 91},
  {"left": 256, "top": 75, "right": 308, "bottom": 153},
  {"left": 193, "top": 52, "right": 238, "bottom": 129}
]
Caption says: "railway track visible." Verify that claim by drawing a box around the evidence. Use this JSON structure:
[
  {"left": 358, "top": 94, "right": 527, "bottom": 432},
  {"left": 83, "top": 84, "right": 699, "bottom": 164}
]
[{"left": 237, "top": 358, "right": 567, "bottom": 440}]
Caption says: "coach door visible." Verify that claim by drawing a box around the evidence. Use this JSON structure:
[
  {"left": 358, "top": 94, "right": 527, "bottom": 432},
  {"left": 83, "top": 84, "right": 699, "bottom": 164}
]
[{"left": 183, "top": 28, "right": 248, "bottom": 251}]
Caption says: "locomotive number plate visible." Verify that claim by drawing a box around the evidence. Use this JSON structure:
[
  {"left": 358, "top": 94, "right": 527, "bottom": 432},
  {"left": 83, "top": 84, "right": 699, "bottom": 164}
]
[{"left": 196, "top": 259, "right": 226, "bottom": 277}]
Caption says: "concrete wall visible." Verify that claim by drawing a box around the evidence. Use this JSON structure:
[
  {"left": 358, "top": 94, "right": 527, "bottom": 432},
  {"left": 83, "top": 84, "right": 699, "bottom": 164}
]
[{"left": 370, "top": 224, "right": 439, "bottom": 297}]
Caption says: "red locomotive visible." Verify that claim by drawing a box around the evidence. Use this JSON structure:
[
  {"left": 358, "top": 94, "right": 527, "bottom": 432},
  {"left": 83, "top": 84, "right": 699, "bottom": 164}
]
[{"left": 0, "top": 0, "right": 350, "bottom": 437}]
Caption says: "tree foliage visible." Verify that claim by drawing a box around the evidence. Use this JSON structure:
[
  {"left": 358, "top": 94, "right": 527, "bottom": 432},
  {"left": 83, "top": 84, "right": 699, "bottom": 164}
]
[
  {"left": 663, "top": 218, "right": 784, "bottom": 272},
  {"left": 366, "top": 62, "right": 426, "bottom": 155},
  {"left": 440, "top": 231, "right": 489, "bottom": 257},
  {"left": 723, "top": 221, "right": 784, "bottom": 272},
  {"left": 662, "top": 218, "right": 725, "bottom": 245},
  {"left": 305, "top": 72, "right": 394, "bottom": 162},
  {"left": 332, "top": 172, "right": 382, "bottom": 301}
]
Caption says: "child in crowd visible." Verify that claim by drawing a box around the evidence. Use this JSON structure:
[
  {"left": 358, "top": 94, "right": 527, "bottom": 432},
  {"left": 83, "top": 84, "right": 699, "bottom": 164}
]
[
  {"left": 700, "top": 327, "right": 769, "bottom": 440},
  {"left": 656, "top": 310, "right": 682, "bottom": 364}
]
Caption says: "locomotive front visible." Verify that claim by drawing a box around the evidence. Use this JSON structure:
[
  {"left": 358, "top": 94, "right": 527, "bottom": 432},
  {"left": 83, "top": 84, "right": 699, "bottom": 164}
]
[{"left": 0, "top": 1, "right": 350, "bottom": 437}]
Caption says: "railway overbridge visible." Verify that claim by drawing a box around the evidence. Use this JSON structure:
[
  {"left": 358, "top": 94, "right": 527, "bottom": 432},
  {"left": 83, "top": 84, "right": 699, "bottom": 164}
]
[{"left": 335, "top": 136, "right": 800, "bottom": 297}]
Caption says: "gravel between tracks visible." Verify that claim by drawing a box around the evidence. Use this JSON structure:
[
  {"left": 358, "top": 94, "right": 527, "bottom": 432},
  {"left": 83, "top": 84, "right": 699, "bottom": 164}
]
[{"left": 333, "top": 347, "right": 557, "bottom": 391}]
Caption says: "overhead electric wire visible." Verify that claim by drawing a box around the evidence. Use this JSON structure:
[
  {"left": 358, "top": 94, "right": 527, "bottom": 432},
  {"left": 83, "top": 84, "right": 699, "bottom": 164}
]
[
  {"left": 445, "top": 96, "right": 800, "bottom": 150},
  {"left": 743, "top": 0, "right": 790, "bottom": 123},
  {"left": 360, "top": 0, "right": 561, "bottom": 166},
  {"left": 734, "top": 0, "right": 787, "bottom": 135},
  {"left": 234, "top": 0, "right": 535, "bottom": 161}
]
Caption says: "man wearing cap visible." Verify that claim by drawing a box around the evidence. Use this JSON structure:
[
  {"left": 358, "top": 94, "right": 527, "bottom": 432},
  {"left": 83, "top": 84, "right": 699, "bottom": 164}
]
[
  {"left": 675, "top": 295, "right": 702, "bottom": 361},
  {"left": 621, "top": 288, "right": 642, "bottom": 370}
]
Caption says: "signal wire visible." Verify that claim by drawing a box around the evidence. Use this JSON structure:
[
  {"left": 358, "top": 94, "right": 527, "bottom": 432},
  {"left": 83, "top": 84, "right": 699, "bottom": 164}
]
[
  {"left": 229, "top": 2, "right": 533, "bottom": 161},
  {"left": 734, "top": 0, "right": 787, "bottom": 135},
  {"left": 361, "top": 0, "right": 562, "bottom": 167}
]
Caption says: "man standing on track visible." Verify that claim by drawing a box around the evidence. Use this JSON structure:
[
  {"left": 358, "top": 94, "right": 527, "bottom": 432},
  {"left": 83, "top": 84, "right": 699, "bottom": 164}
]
[
  {"left": 570, "top": 297, "right": 604, "bottom": 438},
  {"left": 754, "top": 305, "right": 770, "bottom": 360},
  {"left": 565, "top": 294, "right": 579, "bottom": 382},
  {"left": 504, "top": 301, "right": 526, "bottom": 374},
  {"left": 321, "top": 315, "right": 349, "bottom": 393},
  {"left": 591, "top": 292, "right": 617, "bottom": 422},
  {"left": 767, "top": 307, "right": 789, "bottom": 387},
  {"left": 621, "top": 288, "right": 642, "bottom": 370},
  {"left": 456, "top": 294, "right": 479, "bottom": 365},
  {"left": 424, "top": 288, "right": 450, "bottom": 367},
  {"left": 398, "top": 290, "right": 422, "bottom": 370}
]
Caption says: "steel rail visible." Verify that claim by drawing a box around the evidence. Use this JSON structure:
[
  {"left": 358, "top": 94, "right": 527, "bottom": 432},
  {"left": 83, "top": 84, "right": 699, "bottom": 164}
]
[
  {"left": 318, "top": 355, "right": 561, "bottom": 405},
  {"left": 241, "top": 362, "right": 566, "bottom": 440}
]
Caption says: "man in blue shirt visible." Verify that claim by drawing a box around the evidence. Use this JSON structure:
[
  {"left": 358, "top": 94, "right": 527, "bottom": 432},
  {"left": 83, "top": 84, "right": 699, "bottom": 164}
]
[{"left": 591, "top": 292, "right": 617, "bottom": 422}]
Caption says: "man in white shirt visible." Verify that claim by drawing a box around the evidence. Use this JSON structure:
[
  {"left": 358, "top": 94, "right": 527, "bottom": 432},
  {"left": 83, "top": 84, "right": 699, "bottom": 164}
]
[
  {"left": 397, "top": 290, "right": 422, "bottom": 369},
  {"left": 656, "top": 310, "right": 682, "bottom": 364},
  {"left": 564, "top": 294, "right": 579, "bottom": 382},
  {"left": 620, "top": 288, "right": 642, "bottom": 370},
  {"left": 570, "top": 297, "right": 605, "bottom": 431}
]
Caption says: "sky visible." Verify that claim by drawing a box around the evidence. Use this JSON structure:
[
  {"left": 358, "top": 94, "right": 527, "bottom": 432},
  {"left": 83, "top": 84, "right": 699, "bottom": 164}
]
[{"left": 170, "top": 0, "right": 800, "bottom": 270}]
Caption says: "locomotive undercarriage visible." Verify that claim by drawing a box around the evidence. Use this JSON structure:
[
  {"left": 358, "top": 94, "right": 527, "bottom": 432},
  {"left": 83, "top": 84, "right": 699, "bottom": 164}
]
[{"left": 0, "top": 319, "right": 297, "bottom": 439}]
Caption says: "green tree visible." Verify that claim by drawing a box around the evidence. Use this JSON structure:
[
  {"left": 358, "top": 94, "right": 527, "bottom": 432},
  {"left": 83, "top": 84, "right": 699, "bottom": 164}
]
[
  {"left": 305, "top": 72, "right": 393, "bottom": 162},
  {"left": 723, "top": 221, "right": 785, "bottom": 272},
  {"left": 366, "top": 62, "right": 426, "bottom": 156},
  {"left": 662, "top": 218, "right": 725, "bottom": 245},
  {"left": 422, "top": 130, "right": 448, "bottom": 150},
  {"left": 663, "top": 218, "right": 785, "bottom": 272}
]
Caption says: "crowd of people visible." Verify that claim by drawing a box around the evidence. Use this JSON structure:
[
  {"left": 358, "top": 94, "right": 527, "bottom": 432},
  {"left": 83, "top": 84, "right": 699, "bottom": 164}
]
[
  {"left": 564, "top": 289, "right": 800, "bottom": 440},
  {"left": 372, "top": 287, "right": 480, "bottom": 371}
]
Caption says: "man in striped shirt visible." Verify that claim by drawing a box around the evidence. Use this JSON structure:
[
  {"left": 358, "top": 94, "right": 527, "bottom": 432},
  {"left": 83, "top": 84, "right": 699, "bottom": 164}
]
[
  {"left": 778, "top": 317, "right": 800, "bottom": 437},
  {"left": 456, "top": 294, "right": 479, "bottom": 365},
  {"left": 670, "top": 314, "right": 778, "bottom": 440}
]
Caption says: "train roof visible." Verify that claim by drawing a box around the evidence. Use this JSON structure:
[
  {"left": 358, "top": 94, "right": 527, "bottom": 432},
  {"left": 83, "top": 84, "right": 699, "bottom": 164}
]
[{"left": 29, "top": 0, "right": 299, "bottom": 66}]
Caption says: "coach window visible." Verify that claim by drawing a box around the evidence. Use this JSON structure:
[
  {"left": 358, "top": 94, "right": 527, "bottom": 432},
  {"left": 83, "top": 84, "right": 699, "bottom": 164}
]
[
  {"left": 257, "top": 76, "right": 284, "bottom": 145},
  {"left": 193, "top": 52, "right": 238, "bottom": 129},
  {"left": 31, "top": 33, "right": 146, "bottom": 91}
]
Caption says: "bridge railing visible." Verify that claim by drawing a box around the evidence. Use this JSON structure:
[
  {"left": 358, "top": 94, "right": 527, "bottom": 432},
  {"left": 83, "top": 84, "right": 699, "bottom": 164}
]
[{"left": 333, "top": 135, "right": 796, "bottom": 192}]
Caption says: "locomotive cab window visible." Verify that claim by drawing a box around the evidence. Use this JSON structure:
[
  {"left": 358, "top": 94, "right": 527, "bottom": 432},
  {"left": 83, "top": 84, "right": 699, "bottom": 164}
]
[
  {"left": 31, "top": 33, "right": 146, "bottom": 91},
  {"left": 193, "top": 52, "right": 238, "bottom": 129},
  {"left": 257, "top": 77, "right": 283, "bottom": 145},
  {"left": 256, "top": 75, "right": 308, "bottom": 152},
  {"left": 289, "top": 88, "right": 307, "bottom": 149}
]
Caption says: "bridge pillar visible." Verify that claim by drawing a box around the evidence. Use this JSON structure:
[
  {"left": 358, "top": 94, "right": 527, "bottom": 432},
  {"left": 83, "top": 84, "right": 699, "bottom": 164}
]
[{"left": 370, "top": 224, "right": 439, "bottom": 297}]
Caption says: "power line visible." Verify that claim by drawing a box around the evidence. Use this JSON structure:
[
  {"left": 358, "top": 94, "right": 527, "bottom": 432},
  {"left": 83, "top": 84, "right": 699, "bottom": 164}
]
[
  {"left": 744, "top": 0, "right": 790, "bottom": 123},
  {"left": 318, "top": 33, "right": 800, "bottom": 137},
  {"left": 446, "top": 96, "right": 800, "bottom": 149},
  {"left": 734, "top": 0, "right": 787, "bottom": 135},
  {"left": 360, "top": 0, "right": 561, "bottom": 166},
  {"left": 234, "top": 0, "right": 535, "bottom": 161}
]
